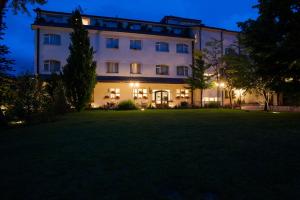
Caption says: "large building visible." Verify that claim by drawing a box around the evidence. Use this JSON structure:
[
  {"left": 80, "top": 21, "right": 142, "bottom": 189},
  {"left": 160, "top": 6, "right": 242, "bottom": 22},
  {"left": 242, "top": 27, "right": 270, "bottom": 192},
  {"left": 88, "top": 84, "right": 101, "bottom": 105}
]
[{"left": 32, "top": 9, "right": 265, "bottom": 108}]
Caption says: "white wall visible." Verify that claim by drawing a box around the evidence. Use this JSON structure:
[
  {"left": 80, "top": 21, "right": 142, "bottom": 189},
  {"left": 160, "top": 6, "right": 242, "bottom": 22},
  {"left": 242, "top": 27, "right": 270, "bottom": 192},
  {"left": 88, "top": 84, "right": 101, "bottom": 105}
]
[{"left": 35, "top": 27, "right": 193, "bottom": 78}]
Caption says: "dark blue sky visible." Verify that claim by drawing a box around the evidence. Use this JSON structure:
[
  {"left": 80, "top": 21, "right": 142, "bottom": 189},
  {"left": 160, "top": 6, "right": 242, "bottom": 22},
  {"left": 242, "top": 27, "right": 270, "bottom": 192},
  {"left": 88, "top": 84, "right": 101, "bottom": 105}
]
[{"left": 4, "top": 0, "right": 258, "bottom": 74}]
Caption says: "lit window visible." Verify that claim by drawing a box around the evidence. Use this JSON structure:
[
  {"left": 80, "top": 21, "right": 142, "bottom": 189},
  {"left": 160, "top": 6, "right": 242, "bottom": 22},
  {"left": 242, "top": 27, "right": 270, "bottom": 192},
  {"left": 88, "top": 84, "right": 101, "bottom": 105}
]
[
  {"left": 82, "top": 17, "right": 90, "bottom": 25},
  {"left": 109, "top": 88, "right": 120, "bottom": 99},
  {"left": 177, "top": 66, "right": 189, "bottom": 76},
  {"left": 130, "top": 40, "right": 142, "bottom": 50},
  {"left": 106, "top": 38, "right": 119, "bottom": 49},
  {"left": 176, "top": 89, "right": 189, "bottom": 98},
  {"left": 156, "top": 42, "right": 169, "bottom": 52},
  {"left": 176, "top": 44, "right": 189, "bottom": 54},
  {"left": 106, "top": 62, "right": 119, "bottom": 73},
  {"left": 156, "top": 65, "right": 169, "bottom": 75},
  {"left": 44, "top": 60, "right": 61, "bottom": 73},
  {"left": 133, "top": 89, "right": 148, "bottom": 99},
  {"left": 43, "top": 34, "right": 61, "bottom": 45},
  {"left": 130, "top": 63, "right": 141, "bottom": 74}
]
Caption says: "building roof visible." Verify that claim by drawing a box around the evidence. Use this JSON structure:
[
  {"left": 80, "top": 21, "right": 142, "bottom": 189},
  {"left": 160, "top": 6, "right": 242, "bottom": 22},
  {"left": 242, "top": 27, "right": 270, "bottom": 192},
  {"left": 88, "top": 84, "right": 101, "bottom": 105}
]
[{"left": 34, "top": 8, "right": 239, "bottom": 33}]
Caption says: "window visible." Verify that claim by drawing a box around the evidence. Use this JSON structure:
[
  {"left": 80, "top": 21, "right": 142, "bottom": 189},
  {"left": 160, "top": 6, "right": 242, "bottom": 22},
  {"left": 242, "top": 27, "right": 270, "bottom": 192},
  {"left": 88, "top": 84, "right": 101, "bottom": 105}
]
[
  {"left": 176, "top": 44, "right": 189, "bottom": 54},
  {"left": 130, "top": 63, "right": 141, "bottom": 74},
  {"left": 177, "top": 66, "right": 189, "bottom": 76},
  {"left": 225, "top": 48, "right": 237, "bottom": 56},
  {"left": 156, "top": 65, "right": 169, "bottom": 75},
  {"left": 43, "top": 34, "right": 61, "bottom": 45},
  {"left": 82, "top": 17, "right": 90, "bottom": 25},
  {"left": 152, "top": 26, "right": 163, "bottom": 32},
  {"left": 130, "top": 24, "right": 141, "bottom": 30},
  {"left": 133, "top": 89, "right": 148, "bottom": 99},
  {"left": 156, "top": 42, "right": 169, "bottom": 52},
  {"left": 106, "top": 38, "right": 119, "bottom": 49},
  {"left": 44, "top": 60, "right": 61, "bottom": 73},
  {"left": 130, "top": 40, "right": 142, "bottom": 50},
  {"left": 173, "top": 28, "right": 183, "bottom": 35},
  {"left": 106, "top": 62, "right": 119, "bottom": 73},
  {"left": 176, "top": 89, "right": 189, "bottom": 98},
  {"left": 109, "top": 88, "right": 120, "bottom": 99},
  {"left": 105, "top": 21, "right": 118, "bottom": 28}
]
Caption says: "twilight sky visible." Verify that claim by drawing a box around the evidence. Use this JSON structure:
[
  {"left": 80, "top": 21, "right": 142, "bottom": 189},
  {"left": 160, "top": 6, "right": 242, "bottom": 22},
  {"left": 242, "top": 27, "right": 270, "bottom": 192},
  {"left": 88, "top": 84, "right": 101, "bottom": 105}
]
[{"left": 3, "top": 0, "right": 258, "bottom": 74}]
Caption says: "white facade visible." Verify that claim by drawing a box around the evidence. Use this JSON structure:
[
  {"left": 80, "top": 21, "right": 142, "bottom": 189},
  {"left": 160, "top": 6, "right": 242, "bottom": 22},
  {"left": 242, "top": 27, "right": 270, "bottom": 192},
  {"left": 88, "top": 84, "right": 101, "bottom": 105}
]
[{"left": 32, "top": 10, "right": 254, "bottom": 108}]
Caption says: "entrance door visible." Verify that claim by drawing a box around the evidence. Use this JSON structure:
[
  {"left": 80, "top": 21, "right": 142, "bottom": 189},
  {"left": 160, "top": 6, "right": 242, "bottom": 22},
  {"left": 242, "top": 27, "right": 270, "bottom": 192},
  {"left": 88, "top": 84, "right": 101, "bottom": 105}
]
[{"left": 154, "top": 90, "right": 169, "bottom": 108}]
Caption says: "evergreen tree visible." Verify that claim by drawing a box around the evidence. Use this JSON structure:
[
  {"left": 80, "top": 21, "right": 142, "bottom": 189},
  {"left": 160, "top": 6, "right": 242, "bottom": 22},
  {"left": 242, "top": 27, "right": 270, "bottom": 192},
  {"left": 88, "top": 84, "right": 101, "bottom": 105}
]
[
  {"left": 63, "top": 9, "right": 96, "bottom": 111},
  {"left": 186, "top": 50, "right": 212, "bottom": 107},
  {"left": 0, "top": 15, "right": 14, "bottom": 125}
]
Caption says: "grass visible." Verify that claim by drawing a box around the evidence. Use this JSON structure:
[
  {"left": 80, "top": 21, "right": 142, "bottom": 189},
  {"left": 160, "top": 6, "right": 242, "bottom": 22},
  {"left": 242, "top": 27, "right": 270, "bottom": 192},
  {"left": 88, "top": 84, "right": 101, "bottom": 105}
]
[{"left": 1, "top": 109, "right": 300, "bottom": 200}]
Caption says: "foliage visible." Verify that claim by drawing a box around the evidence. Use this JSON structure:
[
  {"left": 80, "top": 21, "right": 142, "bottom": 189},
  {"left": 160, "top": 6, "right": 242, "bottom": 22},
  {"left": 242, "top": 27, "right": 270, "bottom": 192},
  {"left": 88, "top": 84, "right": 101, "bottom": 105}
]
[
  {"left": 222, "top": 50, "right": 274, "bottom": 111},
  {"left": 238, "top": 0, "right": 300, "bottom": 104},
  {"left": 203, "top": 38, "right": 223, "bottom": 77},
  {"left": 46, "top": 74, "right": 69, "bottom": 115},
  {"left": 63, "top": 9, "right": 97, "bottom": 112},
  {"left": 117, "top": 100, "right": 137, "bottom": 110},
  {"left": 186, "top": 50, "right": 212, "bottom": 107},
  {"left": 221, "top": 47, "right": 254, "bottom": 108},
  {"left": 0, "top": 14, "right": 14, "bottom": 126},
  {"left": 6, "top": 75, "right": 51, "bottom": 122}
]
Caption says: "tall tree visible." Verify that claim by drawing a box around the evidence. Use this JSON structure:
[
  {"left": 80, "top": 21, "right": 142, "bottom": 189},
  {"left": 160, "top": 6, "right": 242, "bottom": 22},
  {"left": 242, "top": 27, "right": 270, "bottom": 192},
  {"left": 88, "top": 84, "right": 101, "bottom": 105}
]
[
  {"left": 238, "top": 0, "right": 300, "bottom": 105},
  {"left": 222, "top": 49, "right": 275, "bottom": 111},
  {"left": 186, "top": 50, "right": 211, "bottom": 107},
  {"left": 0, "top": 0, "right": 46, "bottom": 25},
  {"left": 63, "top": 9, "right": 96, "bottom": 111},
  {"left": 0, "top": 14, "right": 14, "bottom": 125},
  {"left": 222, "top": 48, "right": 254, "bottom": 108},
  {"left": 203, "top": 39, "right": 223, "bottom": 105}
]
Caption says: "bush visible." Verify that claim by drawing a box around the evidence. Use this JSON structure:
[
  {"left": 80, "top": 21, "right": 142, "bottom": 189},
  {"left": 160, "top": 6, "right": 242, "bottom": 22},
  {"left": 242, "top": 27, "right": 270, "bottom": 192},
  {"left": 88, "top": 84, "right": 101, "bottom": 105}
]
[
  {"left": 117, "top": 100, "right": 137, "bottom": 110},
  {"left": 204, "top": 102, "right": 221, "bottom": 108},
  {"left": 180, "top": 101, "right": 189, "bottom": 108}
]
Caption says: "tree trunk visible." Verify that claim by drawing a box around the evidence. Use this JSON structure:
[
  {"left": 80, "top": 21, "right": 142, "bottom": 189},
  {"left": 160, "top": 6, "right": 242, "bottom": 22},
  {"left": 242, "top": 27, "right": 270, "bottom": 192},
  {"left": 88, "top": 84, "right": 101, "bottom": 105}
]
[
  {"left": 0, "top": 0, "right": 8, "bottom": 26},
  {"left": 200, "top": 89, "right": 203, "bottom": 108},
  {"left": 229, "top": 89, "right": 233, "bottom": 109},
  {"left": 191, "top": 88, "right": 194, "bottom": 107},
  {"left": 263, "top": 90, "right": 269, "bottom": 111}
]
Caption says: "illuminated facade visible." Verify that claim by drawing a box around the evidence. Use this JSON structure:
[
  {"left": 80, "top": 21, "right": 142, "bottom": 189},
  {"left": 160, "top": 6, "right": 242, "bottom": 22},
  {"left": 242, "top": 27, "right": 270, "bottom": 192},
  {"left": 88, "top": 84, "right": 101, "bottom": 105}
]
[{"left": 32, "top": 9, "right": 266, "bottom": 108}]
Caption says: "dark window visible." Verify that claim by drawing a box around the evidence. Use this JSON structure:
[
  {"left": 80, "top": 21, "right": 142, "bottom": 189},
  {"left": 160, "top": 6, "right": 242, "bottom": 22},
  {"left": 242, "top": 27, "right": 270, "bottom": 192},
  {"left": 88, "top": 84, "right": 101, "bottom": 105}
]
[
  {"left": 156, "top": 65, "right": 169, "bottom": 75},
  {"left": 225, "top": 48, "right": 237, "bottom": 56},
  {"left": 177, "top": 66, "right": 189, "bottom": 76},
  {"left": 106, "top": 38, "right": 119, "bottom": 48},
  {"left": 44, "top": 60, "right": 61, "bottom": 73},
  {"left": 130, "top": 40, "right": 142, "bottom": 50},
  {"left": 43, "top": 34, "right": 61, "bottom": 45},
  {"left": 156, "top": 42, "right": 169, "bottom": 52},
  {"left": 176, "top": 44, "right": 189, "bottom": 54}
]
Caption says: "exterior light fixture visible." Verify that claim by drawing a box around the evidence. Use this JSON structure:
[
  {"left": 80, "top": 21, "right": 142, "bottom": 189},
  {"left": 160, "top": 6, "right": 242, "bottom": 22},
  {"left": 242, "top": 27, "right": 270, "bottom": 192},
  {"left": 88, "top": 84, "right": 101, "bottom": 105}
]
[
  {"left": 220, "top": 82, "right": 225, "bottom": 88},
  {"left": 129, "top": 82, "right": 140, "bottom": 88}
]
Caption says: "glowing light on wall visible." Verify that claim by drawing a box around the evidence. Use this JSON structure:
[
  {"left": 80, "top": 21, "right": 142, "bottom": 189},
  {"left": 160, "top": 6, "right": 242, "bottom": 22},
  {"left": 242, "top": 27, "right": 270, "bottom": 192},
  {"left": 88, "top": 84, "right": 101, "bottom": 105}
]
[{"left": 129, "top": 82, "right": 140, "bottom": 88}]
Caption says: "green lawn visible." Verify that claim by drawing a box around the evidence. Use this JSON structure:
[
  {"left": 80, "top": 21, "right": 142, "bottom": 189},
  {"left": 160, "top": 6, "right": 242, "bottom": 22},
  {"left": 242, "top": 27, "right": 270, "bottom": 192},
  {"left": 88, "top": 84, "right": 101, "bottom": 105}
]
[{"left": 1, "top": 109, "right": 300, "bottom": 200}]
